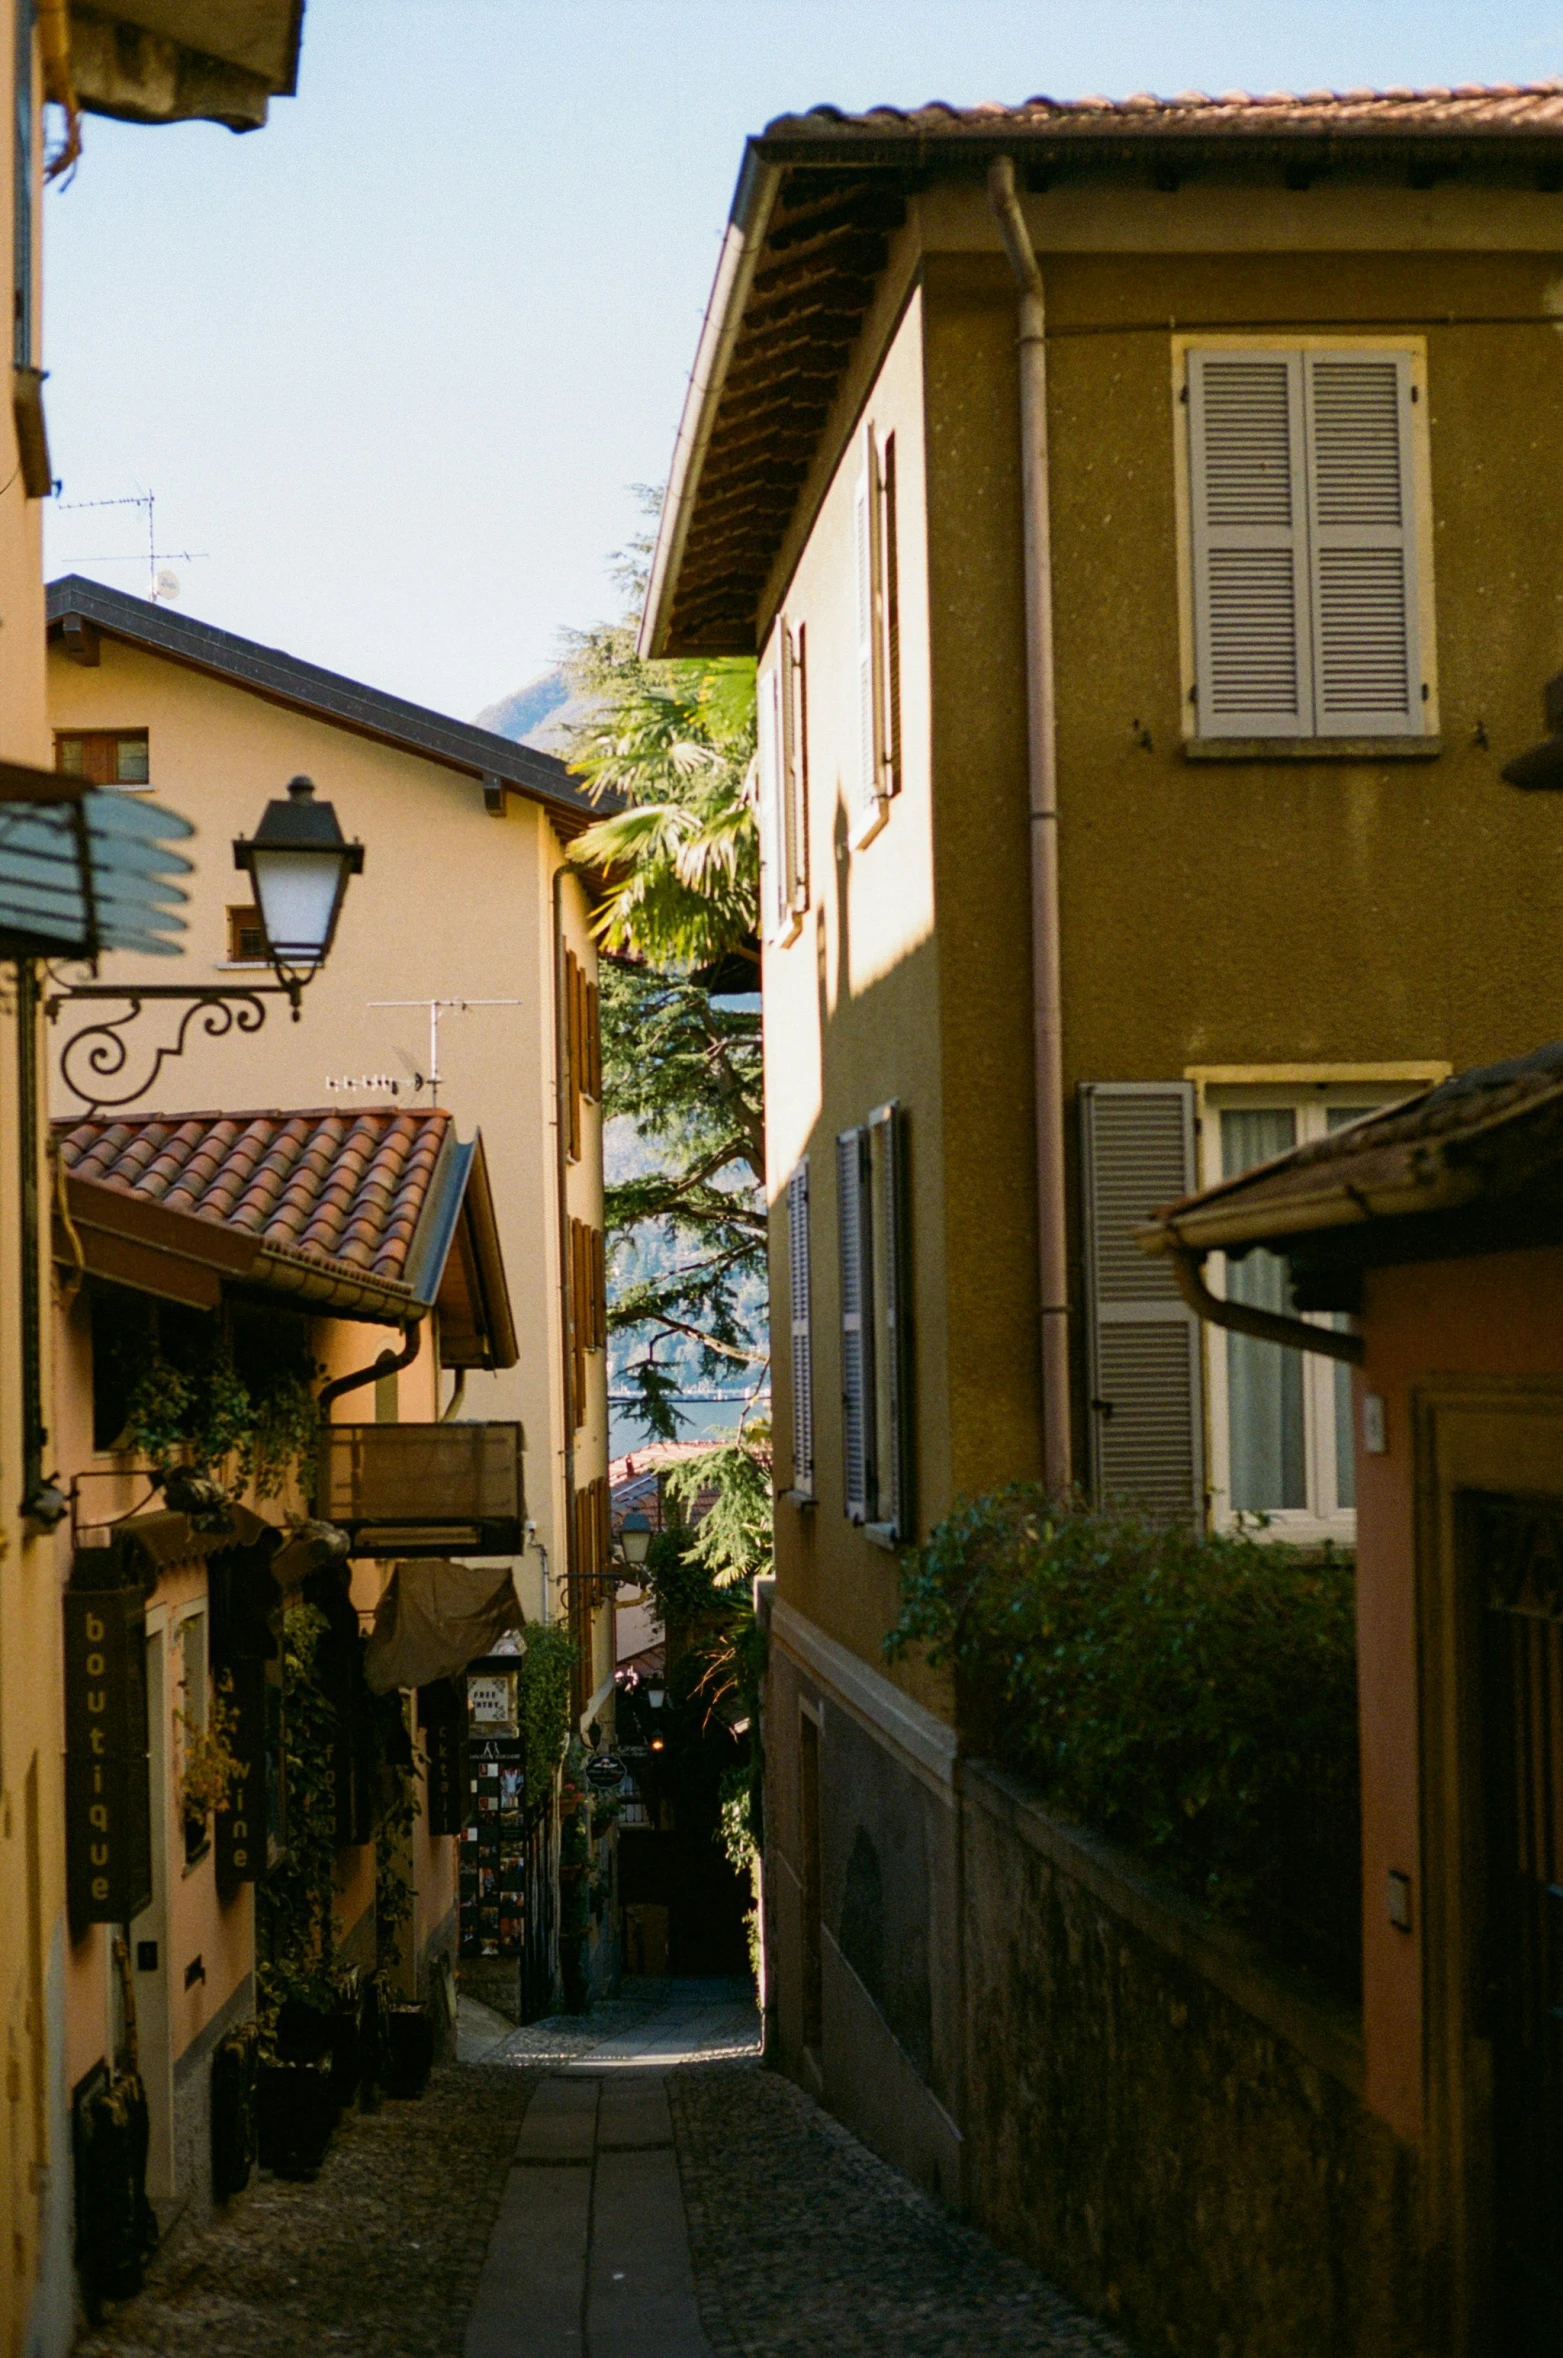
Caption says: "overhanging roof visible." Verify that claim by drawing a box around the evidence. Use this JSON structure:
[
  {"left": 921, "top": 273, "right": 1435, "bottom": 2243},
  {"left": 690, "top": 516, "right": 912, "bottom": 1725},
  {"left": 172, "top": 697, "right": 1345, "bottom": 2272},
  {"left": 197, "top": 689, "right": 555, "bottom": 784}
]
[
  {"left": 1137, "top": 1042, "right": 1563, "bottom": 1272},
  {"left": 47, "top": 577, "right": 615, "bottom": 841},
  {"left": 55, "top": 1105, "right": 519, "bottom": 1363},
  {"left": 70, "top": 1, "right": 303, "bottom": 132},
  {"left": 641, "top": 80, "right": 1563, "bottom": 659}
]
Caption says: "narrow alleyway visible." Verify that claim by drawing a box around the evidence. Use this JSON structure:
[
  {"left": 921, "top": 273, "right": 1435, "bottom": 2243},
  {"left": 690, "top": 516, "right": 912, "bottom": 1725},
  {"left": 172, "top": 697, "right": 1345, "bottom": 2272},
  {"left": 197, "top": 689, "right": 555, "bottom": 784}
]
[{"left": 78, "top": 1985, "right": 1132, "bottom": 2358}]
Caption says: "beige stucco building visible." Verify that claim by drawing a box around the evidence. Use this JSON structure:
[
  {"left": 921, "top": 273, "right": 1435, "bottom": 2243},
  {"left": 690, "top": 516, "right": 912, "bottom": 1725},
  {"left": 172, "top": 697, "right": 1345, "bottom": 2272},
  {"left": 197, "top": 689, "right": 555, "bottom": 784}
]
[
  {"left": 45, "top": 576, "right": 612, "bottom": 1694},
  {"left": 644, "top": 80, "right": 1563, "bottom": 2358},
  {"left": 0, "top": 9, "right": 308, "bottom": 2353}
]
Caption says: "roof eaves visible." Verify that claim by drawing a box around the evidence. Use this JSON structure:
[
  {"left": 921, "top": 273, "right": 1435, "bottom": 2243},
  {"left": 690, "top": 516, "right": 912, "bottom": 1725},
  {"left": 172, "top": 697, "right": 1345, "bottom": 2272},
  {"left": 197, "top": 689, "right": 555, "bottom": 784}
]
[{"left": 46, "top": 577, "right": 615, "bottom": 834}]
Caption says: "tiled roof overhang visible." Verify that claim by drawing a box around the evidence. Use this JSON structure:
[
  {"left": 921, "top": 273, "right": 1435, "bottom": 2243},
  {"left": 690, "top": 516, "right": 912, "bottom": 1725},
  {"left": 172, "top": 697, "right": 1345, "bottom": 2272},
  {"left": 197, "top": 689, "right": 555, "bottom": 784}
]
[
  {"left": 1137, "top": 1041, "right": 1563, "bottom": 1277},
  {"left": 642, "top": 81, "right": 1563, "bottom": 659}
]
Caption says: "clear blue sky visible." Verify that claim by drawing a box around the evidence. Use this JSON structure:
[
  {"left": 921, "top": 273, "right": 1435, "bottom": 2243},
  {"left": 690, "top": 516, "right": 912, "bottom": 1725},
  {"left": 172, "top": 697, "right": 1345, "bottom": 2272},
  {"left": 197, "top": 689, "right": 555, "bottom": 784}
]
[{"left": 38, "top": 0, "right": 1562, "bottom": 725}]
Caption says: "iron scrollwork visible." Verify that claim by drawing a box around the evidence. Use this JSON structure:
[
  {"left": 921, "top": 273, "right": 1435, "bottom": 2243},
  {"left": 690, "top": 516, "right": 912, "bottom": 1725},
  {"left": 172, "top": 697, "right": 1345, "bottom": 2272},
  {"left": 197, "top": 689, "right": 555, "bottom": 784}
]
[{"left": 46, "top": 982, "right": 298, "bottom": 1116}]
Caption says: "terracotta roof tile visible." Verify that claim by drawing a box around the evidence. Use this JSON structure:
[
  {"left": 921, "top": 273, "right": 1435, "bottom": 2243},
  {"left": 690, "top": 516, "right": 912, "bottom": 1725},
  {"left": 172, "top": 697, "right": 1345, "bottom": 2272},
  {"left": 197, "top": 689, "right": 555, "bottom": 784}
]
[
  {"left": 55, "top": 1107, "right": 452, "bottom": 1288},
  {"left": 762, "top": 80, "right": 1563, "bottom": 141}
]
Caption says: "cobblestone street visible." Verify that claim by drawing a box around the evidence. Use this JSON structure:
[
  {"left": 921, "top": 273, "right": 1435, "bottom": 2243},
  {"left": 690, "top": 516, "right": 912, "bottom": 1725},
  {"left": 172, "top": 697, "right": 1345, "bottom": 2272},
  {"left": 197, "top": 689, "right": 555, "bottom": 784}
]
[{"left": 77, "top": 1986, "right": 1131, "bottom": 2358}]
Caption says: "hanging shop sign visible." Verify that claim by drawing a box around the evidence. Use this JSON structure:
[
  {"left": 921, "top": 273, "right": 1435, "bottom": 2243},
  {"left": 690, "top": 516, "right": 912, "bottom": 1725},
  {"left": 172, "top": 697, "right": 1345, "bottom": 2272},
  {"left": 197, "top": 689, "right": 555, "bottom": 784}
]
[
  {"left": 459, "top": 1660, "right": 526, "bottom": 1959},
  {"left": 215, "top": 1659, "right": 268, "bottom": 1897},
  {"left": 584, "top": 1751, "right": 626, "bottom": 1793},
  {"left": 419, "top": 1679, "right": 469, "bottom": 1838},
  {"left": 65, "top": 1588, "right": 152, "bottom": 1932}
]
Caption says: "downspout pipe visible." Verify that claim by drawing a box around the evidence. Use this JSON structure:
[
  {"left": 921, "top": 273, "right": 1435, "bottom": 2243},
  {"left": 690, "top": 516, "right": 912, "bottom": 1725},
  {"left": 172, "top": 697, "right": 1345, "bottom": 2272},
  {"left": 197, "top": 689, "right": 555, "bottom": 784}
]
[
  {"left": 988, "top": 157, "right": 1071, "bottom": 1498},
  {"left": 317, "top": 1317, "right": 423, "bottom": 1417},
  {"left": 553, "top": 864, "right": 578, "bottom": 1642},
  {"left": 1168, "top": 1246, "right": 1364, "bottom": 1367}
]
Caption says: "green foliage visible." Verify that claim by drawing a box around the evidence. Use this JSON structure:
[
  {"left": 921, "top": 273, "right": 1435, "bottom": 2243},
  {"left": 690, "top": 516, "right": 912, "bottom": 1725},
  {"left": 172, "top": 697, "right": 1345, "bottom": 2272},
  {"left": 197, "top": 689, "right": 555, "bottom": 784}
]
[
  {"left": 375, "top": 1709, "right": 420, "bottom": 1976},
  {"left": 516, "top": 1623, "right": 575, "bottom": 1795},
  {"left": 662, "top": 1438, "right": 773, "bottom": 1590},
  {"left": 557, "top": 502, "right": 766, "bottom": 1442},
  {"left": 117, "top": 1306, "right": 320, "bottom": 1503},
  {"left": 258, "top": 1605, "right": 339, "bottom": 2025},
  {"left": 886, "top": 1489, "right": 1361, "bottom": 1986}
]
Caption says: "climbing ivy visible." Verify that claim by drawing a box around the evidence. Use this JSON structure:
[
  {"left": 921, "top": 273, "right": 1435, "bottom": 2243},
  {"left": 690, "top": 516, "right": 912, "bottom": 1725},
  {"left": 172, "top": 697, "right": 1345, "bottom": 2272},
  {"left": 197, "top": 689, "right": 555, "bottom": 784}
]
[
  {"left": 258, "top": 1604, "right": 339, "bottom": 2026},
  {"left": 113, "top": 1303, "right": 319, "bottom": 1503},
  {"left": 516, "top": 1623, "right": 575, "bottom": 1795},
  {"left": 375, "top": 1705, "right": 421, "bottom": 1977}
]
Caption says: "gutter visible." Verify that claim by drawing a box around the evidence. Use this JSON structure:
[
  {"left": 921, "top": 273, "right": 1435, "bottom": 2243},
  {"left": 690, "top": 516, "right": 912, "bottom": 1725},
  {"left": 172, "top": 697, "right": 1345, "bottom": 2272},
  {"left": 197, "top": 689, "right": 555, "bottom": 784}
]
[
  {"left": 1167, "top": 1246, "right": 1362, "bottom": 1368},
  {"left": 638, "top": 153, "right": 784, "bottom": 660},
  {"left": 553, "top": 863, "right": 577, "bottom": 1633},
  {"left": 988, "top": 157, "right": 1071, "bottom": 1497}
]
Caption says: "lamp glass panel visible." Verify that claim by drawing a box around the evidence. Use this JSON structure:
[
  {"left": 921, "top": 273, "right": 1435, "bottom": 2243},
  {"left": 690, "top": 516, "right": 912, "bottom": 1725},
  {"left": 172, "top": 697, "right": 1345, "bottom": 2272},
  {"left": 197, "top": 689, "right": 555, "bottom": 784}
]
[{"left": 250, "top": 847, "right": 342, "bottom": 962}]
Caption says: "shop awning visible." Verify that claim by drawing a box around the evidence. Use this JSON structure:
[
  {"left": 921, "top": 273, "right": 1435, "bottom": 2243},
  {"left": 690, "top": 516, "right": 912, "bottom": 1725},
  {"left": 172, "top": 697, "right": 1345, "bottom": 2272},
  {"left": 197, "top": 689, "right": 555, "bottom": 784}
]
[
  {"left": 0, "top": 764, "right": 191, "bottom": 961},
  {"left": 363, "top": 1561, "right": 523, "bottom": 1694}
]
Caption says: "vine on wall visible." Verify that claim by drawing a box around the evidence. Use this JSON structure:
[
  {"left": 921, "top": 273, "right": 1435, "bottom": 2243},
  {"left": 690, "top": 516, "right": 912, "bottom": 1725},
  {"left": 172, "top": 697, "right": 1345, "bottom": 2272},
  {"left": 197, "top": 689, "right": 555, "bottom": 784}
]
[
  {"left": 109, "top": 1301, "right": 320, "bottom": 1503},
  {"left": 258, "top": 1604, "right": 339, "bottom": 2025}
]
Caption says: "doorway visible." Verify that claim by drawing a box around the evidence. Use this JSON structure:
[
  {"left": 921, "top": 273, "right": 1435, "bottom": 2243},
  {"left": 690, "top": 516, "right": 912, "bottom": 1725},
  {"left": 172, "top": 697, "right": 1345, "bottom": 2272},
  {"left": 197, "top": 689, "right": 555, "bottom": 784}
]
[
  {"left": 800, "top": 1708, "right": 822, "bottom": 2057},
  {"left": 1471, "top": 1492, "right": 1563, "bottom": 2353}
]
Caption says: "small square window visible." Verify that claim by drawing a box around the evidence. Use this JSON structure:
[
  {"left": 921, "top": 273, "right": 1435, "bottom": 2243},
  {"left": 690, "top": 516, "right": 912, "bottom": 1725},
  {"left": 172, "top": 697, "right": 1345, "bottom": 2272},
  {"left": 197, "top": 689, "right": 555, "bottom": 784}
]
[
  {"left": 54, "top": 730, "right": 151, "bottom": 787},
  {"left": 226, "top": 905, "right": 267, "bottom": 964}
]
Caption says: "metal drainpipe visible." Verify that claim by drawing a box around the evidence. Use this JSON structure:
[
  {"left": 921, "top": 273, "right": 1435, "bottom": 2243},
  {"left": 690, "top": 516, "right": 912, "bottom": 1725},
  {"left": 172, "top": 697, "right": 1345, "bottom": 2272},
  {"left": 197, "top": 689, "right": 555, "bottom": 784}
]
[
  {"left": 988, "top": 157, "right": 1072, "bottom": 1498},
  {"left": 316, "top": 1318, "right": 423, "bottom": 1417},
  {"left": 552, "top": 864, "right": 578, "bottom": 1646}
]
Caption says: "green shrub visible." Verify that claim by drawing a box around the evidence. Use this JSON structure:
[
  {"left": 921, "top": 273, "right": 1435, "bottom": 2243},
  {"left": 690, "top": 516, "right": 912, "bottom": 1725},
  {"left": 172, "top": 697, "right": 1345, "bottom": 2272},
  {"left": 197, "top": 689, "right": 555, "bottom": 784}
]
[{"left": 886, "top": 1489, "right": 1360, "bottom": 1994}]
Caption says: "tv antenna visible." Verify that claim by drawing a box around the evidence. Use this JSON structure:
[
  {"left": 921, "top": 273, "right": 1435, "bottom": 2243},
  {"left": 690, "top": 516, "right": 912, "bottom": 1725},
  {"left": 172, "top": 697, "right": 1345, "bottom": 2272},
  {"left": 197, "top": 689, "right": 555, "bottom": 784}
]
[
  {"left": 57, "top": 489, "right": 207, "bottom": 600},
  {"left": 364, "top": 998, "right": 521, "bottom": 1104}
]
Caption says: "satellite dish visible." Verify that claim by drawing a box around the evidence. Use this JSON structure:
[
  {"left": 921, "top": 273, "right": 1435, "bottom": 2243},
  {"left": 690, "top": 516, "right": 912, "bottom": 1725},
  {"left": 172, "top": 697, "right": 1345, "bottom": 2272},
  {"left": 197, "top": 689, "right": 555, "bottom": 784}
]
[{"left": 153, "top": 568, "right": 180, "bottom": 602}]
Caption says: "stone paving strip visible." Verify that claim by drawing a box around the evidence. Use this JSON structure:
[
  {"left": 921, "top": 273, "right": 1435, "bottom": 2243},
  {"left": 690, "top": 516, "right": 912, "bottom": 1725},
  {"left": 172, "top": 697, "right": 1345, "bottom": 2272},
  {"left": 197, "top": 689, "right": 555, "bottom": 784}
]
[
  {"left": 75, "top": 2061, "right": 538, "bottom": 2358},
  {"left": 74, "top": 1991, "right": 1134, "bottom": 2358},
  {"left": 669, "top": 2060, "right": 1136, "bottom": 2358}
]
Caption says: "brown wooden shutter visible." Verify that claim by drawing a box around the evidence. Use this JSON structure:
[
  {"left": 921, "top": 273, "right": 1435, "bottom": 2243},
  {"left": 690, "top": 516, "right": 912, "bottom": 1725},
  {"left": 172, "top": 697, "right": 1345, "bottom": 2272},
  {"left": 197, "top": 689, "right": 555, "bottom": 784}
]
[
  {"left": 570, "top": 1218, "right": 587, "bottom": 1425},
  {"left": 1078, "top": 1082, "right": 1203, "bottom": 1523},
  {"left": 782, "top": 623, "right": 809, "bottom": 917},
  {"left": 585, "top": 981, "right": 601, "bottom": 1100},
  {"left": 564, "top": 949, "right": 583, "bottom": 1162},
  {"left": 882, "top": 434, "right": 901, "bottom": 797}
]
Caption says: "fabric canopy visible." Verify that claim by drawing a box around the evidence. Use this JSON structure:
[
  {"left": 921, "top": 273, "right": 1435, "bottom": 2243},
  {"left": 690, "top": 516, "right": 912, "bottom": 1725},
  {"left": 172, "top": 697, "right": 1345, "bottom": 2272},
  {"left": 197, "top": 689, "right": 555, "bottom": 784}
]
[{"left": 363, "top": 1560, "right": 523, "bottom": 1695}]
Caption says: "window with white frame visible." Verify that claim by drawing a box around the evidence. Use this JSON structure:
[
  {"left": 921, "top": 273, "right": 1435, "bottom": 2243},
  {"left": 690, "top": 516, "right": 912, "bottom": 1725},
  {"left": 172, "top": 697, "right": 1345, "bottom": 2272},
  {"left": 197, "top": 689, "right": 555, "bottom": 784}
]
[
  {"left": 837, "top": 1103, "right": 913, "bottom": 1540},
  {"left": 1203, "top": 1087, "right": 1406, "bottom": 1538},
  {"left": 1185, "top": 343, "right": 1433, "bottom": 742}
]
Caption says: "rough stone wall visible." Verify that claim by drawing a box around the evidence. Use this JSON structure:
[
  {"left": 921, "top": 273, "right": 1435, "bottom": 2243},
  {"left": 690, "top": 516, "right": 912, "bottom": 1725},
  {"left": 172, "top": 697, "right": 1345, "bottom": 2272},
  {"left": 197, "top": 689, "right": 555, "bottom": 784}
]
[{"left": 961, "top": 1766, "right": 1422, "bottom": 2358}]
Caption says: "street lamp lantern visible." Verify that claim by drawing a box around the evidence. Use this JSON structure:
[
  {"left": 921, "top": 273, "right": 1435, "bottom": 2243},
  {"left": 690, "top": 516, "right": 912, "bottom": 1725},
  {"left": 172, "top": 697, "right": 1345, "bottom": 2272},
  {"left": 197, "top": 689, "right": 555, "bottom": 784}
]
[
  {"left": 233, "top": 775, "right": 364, "bottom": 1012},
  {"left": 618, "top": 1509, "right": 653, "bottom": 1570}
]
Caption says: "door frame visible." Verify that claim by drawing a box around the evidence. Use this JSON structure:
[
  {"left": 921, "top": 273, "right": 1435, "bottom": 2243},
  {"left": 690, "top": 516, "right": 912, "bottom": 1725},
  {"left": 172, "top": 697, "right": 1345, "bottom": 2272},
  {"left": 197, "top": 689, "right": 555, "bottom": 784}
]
[{"left": 1413, "top": 1376, "right": 1563, "bottom": 2357}]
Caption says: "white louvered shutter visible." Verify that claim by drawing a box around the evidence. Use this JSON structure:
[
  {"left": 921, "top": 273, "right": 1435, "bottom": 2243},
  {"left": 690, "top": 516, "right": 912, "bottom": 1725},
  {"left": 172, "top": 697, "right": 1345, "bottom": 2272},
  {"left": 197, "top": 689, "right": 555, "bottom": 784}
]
[
  {"left": 837, "top": 1127, "right": 871, "bottom": 1521},
  {"left": 1189, "top": 352, "right": 1312, "bottom": 737},
  {"left": 756, "top": 660, "right": 785, "bottom": 941},
  {"left": 852, "top": 437, "right": 884, "bottom": 829},
  {"left": 1303, "top": 352, "right": 1419, "bottom": 735},
  {"left": 1079, "top": 1082, "right": 1204, "bottom": 1523},
  {"left": 781, "top": 622, "right": 808, "bottom": 916},
  {"left": 788, "top": 1161, "right": 814, "bottom": 1497},
  {"left": 870, "top": 1102, "right": 913, "bottom": 1540}
]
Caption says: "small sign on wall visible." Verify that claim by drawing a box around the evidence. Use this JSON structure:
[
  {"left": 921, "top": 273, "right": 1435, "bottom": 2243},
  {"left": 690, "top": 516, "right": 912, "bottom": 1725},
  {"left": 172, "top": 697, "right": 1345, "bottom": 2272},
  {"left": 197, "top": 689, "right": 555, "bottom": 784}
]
[
  {"left": 65, "top": 1588, "right": 152, "bottom": 1932},
  {"left": 216, "top": 1659, "right": 267, "bottom": 1897}
]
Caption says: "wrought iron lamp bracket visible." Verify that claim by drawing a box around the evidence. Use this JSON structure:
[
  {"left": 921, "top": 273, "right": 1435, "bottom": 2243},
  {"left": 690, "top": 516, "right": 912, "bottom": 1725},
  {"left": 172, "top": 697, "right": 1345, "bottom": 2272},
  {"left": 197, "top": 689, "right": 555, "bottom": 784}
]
[{"left": 45, "top": 979, "right": 302, "bottom": 1116}]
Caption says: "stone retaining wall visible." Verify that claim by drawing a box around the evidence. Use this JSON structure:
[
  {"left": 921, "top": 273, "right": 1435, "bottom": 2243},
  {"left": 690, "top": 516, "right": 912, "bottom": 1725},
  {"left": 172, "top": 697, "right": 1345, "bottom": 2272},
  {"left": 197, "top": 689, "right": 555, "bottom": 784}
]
[{"left": 960, "top": 1763, "right": 1422, "bottom": 2358}]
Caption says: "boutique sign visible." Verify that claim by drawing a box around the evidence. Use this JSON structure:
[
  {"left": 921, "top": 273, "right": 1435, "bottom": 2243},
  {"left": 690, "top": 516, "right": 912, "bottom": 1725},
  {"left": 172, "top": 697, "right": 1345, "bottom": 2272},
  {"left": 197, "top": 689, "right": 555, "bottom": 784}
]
[{"left": 65, "top": 1588, "right": 152, "bottom": 1932}]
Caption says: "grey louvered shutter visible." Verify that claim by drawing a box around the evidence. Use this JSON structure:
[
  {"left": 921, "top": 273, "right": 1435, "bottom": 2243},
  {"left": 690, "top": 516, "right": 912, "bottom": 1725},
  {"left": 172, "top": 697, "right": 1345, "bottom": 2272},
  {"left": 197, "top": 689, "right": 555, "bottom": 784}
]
[
  {"left": 837, "top": 1127, "right": 872, "bottom": 1521},
  {"left": 756, "top": 660, "right": 786, "bottom": 941},
  {"left": 788, "top": 1160, "right": 814, "bottom": 1497},
  {"left": 1189, "top": 351, "right": 1312, "bottom": 737},
  {"left": 1079, "top": 1082, "right": 1203, "bottom": 1523},
  {"left": 1303, "top": 352, "right": 1419, "bottom": 734},
  {"left": 870, "top": 1102, "right": 914, "bottom": 1540}
]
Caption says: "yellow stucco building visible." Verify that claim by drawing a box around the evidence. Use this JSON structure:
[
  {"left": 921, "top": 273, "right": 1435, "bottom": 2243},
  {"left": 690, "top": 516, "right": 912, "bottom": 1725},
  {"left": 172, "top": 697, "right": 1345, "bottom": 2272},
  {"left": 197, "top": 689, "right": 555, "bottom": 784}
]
[
  {"left": 0, "top": 9, "right": 307, "bottom": 2352},
  {"left": 644, "top": 81, "right": 1563, "bottom": 2358}
]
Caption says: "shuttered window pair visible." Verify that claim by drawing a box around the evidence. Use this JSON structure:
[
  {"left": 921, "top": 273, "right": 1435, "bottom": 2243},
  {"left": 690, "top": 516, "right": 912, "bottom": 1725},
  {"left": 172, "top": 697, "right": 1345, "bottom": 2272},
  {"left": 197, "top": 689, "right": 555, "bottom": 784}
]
[
  {"left": 757, "top": 623, "right": 809, "bottom": 943},
  {"left": 851, "top": 425, "right": 900, "bottom": 840},
  {"left": 1188, "top": 347, "right": 1425, "bottom": 739},
  {"left": 837, "top": 1104, "right": 913, "bottom": 1539},
  {"left": 786, "top": 1162, "right": 815, "bottom": 1498}
]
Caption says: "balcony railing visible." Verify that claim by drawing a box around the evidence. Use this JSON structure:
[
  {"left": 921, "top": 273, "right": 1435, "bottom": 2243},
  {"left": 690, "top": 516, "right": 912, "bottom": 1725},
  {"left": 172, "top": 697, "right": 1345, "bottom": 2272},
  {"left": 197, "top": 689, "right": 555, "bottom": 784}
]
[{"left": 318, "top": 1421, "right": 525, "bottom": 1556}]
